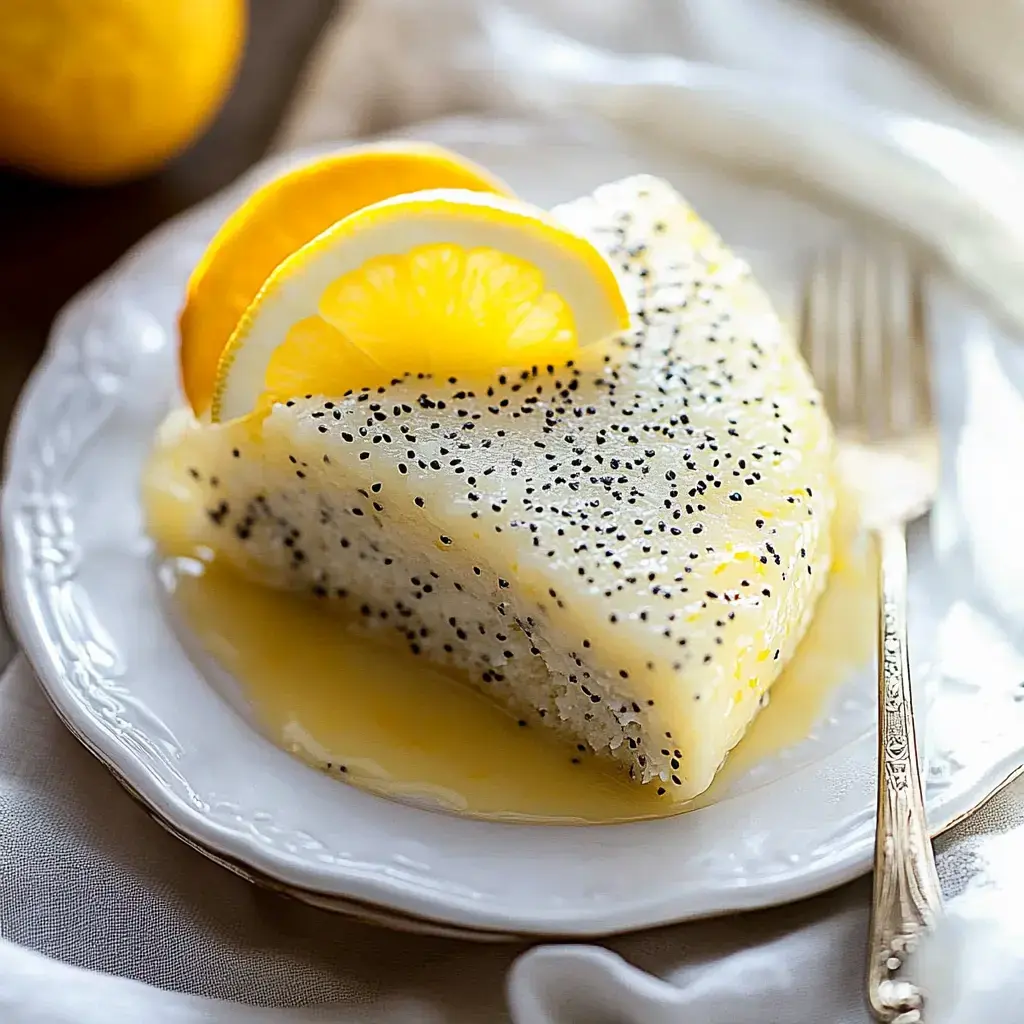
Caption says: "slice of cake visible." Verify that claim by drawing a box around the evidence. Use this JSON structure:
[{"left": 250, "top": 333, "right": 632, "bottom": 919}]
[{"left": 160, "top": 174, "right": 834, "bottom": 800}]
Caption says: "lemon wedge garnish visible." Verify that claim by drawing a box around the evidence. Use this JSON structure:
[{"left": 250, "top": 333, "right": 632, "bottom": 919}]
[
  {"left": 178, "top": 143, "right": 511, "bottom": 416},
  {"left": 210, "top": 189, "right": 630, "bottom": 423}
]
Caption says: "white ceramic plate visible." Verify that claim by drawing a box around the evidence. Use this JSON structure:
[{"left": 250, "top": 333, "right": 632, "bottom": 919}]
[{"left": 7, "top": 117, "right": 1024, "bottom": 938}]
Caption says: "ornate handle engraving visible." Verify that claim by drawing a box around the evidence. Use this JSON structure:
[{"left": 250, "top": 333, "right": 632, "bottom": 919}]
[{"left": 867, "top": 523, "right": 942, "bottom": 1023}]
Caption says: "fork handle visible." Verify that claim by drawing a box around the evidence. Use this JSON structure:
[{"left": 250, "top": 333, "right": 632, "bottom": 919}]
[{"left": 867, "top": 522, "right": 942, "bottom": 1023}]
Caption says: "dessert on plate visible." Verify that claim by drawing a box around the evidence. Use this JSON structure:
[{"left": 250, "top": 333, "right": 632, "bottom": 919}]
[{"left": 153, "top": 143, "right": 834, "bottom": 803}]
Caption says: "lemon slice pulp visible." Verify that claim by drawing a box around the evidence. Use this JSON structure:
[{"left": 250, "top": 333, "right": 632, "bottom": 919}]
[
  {"left": 178, "top": 143, "right": 511, "bottom": 416},
  {"left": 211, "top": 189, "right": 630, "bottom": 423}
]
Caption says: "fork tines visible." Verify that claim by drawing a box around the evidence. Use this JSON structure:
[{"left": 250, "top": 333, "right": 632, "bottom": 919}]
[{"left": 798, "top": 247, "right": 932, "bottom": 439}]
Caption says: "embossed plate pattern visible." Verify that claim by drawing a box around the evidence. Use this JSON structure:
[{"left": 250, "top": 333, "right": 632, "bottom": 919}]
[{"left": 6, "top": 120, "right": 1024, "bottom": 936}]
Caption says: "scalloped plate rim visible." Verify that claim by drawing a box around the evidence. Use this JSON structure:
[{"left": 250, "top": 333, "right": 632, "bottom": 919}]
[{"left": 5, "top": 119, "right": 1024, "bottom": 936}]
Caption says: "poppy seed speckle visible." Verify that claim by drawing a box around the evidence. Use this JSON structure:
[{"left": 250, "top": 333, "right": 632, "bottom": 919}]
[{"left": 180, "top": 175, "right": 834, "bottom": 800}]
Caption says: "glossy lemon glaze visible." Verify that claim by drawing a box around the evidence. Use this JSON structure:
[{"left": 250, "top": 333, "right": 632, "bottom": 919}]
[{"left": 145, "top": 435, "right": 875, "bottom": 823}]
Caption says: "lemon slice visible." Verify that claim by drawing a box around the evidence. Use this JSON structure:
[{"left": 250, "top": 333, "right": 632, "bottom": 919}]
[
  {"left": 178, "top": 143, "right": 511, "bottom": 416},
  {"left": 210, "top": 189, "right": 630, "bottom": 423}
]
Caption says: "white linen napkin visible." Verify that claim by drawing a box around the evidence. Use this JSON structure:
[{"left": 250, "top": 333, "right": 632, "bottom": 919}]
[
  {"left": 7, "top": 2, "right": 1024, "bottom": 1021},
  {"left": 278, "top": 0, "right": 1024, "bottom": 338}
]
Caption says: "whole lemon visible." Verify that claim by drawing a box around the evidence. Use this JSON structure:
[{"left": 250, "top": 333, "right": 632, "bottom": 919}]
[{"left": 0, "top": 0, "right": 246, "bottom": 184}]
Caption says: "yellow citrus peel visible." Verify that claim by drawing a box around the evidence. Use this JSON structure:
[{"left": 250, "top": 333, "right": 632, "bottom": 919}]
[{"left": 178, "top": 143, "right": 511, "bottom": 415}]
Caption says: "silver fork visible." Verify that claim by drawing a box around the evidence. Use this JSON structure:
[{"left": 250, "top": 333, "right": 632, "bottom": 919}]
[{"left": 799, "top": 248, "right": 942, "bottom": 1023}]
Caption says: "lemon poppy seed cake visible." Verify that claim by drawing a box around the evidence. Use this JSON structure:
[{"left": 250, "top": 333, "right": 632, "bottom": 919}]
[{"left": 165, "top": 175, "right": 834, "bottom": 800}]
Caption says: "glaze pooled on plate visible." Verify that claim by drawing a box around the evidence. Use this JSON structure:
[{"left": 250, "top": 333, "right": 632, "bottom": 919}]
[{"left": 159, "top": 175, "right": 834, "bottom": 800}]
